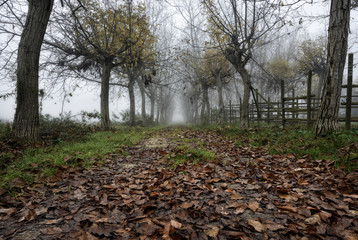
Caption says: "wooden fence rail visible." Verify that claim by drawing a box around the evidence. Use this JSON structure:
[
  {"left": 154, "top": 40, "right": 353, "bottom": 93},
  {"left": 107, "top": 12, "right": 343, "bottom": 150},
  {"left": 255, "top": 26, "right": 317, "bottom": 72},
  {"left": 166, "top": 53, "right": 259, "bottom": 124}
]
[{"left": 206, "top": 53, "right": 358, "bottom": 129}]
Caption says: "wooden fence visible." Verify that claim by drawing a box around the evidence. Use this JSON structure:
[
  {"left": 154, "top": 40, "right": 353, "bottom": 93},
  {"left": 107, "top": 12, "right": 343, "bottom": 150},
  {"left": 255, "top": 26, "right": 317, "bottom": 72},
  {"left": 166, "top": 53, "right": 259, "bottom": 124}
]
[{"left": 207, "top": 53, "right": 358, "bottom": 129}]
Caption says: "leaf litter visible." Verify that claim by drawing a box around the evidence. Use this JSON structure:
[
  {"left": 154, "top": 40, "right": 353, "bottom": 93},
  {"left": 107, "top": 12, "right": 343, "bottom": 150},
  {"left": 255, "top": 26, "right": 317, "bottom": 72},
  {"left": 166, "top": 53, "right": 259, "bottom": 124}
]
[{"left": 0, "top": 127, "right": 357, "bottom": 239}]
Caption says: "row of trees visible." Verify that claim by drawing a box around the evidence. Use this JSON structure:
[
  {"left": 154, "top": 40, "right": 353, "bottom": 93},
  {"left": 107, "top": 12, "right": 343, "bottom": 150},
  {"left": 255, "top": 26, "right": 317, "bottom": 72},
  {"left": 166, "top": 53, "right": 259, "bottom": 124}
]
[
  {"left": 1, "top": 0, "right": 178, "bottom": 139},
  {"left": 0, "top": 0, "right": 353, "bottom": 140}
]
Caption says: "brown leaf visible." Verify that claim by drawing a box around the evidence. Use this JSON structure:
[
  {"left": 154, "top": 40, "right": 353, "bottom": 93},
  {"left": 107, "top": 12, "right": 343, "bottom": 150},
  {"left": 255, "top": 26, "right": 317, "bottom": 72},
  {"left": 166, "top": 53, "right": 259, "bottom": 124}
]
[
  {"left": 180, "top": 202, "right": 193, "bottom": 209},
  {"left": 222, "top": 230, "right": 244, "bottom": 237},
  {"left": 248, "top": 201, "right": 260, "bottom": 211},
  {"left": 304, "top": 214, "right": 321, "bottom": 225},
  {"left": 277, "top": 205, "right": 297, "bottom": 213},
  {"left": 0, "top": 208, "right": 16, "bottom": 215},
  {"left": 343, "top": 230, "right": 358, "bottom": 240},
  {"left": 73, "top": 189, "right": 86, "bottom": 200},
  {"left": 44, "top": 218, "right": 63, "bottom": 225},
  {"left": 35, "top": 206, "right": 48, "bottom": 216},
  {"left": 266, "top": 223, "right": 285, "bottom": 231},
  {"left": 204, "top": 225, "right": 220, "bottom": 238},
  {"left": 40, "top": 227, "right": 63, "bottom": 235},
  {"left": 234, "top": 203, "right": 247, "bottom": 214},
  {"left": 100, "top": 193, "right": 108, "bottom": 205},
  {"left": 85, "top": 232, "right": 99, "bottom": 240},
  {"left": 247, "top": 219, "right": 265, "bottom": 232},
  {"left": 136, "top": 222, "right": 160, "bottom": 236},
  {"left": 318, "top": 211, "right": 332, "bottom": 222},
  {"left": 316, "top": 224, "right": 326, "bottom": 235},
  {"left": 162, "top": 222, "right": 171, "bottom": 237},
  {"left": 114, "top": 228, "right": 131, "bottom": 237},
  {"left": 170, "top": 220, "right": 182, "bottom": 229},
  {"left": 230, "top": 193, "right": 244, "bottom": 200},
  {"left": 19, "top": 209, "right": 37, "bottom": 222},
  {"left": 347, "top": 210, "right": 358, "bottom": 215},
  {"left": 64, "top": 155, "right": 72, "bottom": 162}
]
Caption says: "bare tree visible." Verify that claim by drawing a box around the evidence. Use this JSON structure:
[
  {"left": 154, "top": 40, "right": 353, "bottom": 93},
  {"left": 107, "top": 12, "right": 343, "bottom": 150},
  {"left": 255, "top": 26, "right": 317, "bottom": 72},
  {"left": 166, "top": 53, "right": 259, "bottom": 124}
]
[
  {"left": 203, "top": 0, "right": 297, "bottom": 128},
  {"left": 297, "top": 37, "right": 327, "bottom": 99}
]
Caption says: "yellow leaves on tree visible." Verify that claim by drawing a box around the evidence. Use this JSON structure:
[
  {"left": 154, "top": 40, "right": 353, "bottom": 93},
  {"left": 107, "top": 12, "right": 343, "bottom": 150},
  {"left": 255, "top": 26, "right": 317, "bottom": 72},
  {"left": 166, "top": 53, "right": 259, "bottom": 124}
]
[{"left": 76, "top": 0, "right": 155, "bottom": 67}]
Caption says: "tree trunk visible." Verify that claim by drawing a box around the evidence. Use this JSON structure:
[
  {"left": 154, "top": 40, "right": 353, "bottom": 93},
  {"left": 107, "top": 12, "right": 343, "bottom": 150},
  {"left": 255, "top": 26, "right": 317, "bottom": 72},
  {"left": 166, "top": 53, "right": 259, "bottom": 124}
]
[
  {"left": 13, "top": 0, "right": 54, "bottom": 140},
  {"left": 150, "top": 96, "right": 155, "bottom": 123},
  {"left": 237, "top": 67, "right": 251, "bottom": 128},
  {"left": 149, "top": 87, "right": 156, "bottom": 123},
  {"left": 316, "top": 71, "right": 325, "bottom": 100},
  {"left": 315, "top": 0, "right": 350, "bottom": 136},
  {"left": 194, "top": 98, "right": 199, "bottom": 123},
  {"left": 128, "top": 73, "right": 136, "bottom": 126},
  {"left": 100, "top": 61, "right": 112, "bottom": 130},
  {"left": 156, "top": 100, "right": 160, "bottom": 123},
  {"left": 201, "top": 83, "right": 209, "bottom": 123},
  {"left": 138, "top": 74, "right": 147, "bottom": 126},
  {"left": 217, "top": 73, "right": 225, "bottom": 123}
]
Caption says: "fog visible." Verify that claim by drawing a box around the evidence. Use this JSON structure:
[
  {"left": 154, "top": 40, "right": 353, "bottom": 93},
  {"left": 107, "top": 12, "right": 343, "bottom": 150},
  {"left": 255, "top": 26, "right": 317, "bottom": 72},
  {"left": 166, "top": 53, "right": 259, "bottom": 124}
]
[{"left": 0, "top": 1, "right": 357, "bottom": 124}]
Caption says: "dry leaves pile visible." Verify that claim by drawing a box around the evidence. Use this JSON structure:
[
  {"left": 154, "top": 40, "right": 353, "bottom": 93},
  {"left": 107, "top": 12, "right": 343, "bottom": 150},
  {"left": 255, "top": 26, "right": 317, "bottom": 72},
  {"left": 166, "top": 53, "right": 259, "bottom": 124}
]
[{"left": 0, "top": 128, "right": 357, "bottom": 239}]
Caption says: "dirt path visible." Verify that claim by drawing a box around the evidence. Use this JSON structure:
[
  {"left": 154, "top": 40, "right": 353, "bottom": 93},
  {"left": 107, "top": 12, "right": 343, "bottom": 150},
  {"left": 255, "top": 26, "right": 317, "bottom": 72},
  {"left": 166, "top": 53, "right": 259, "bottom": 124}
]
[{"left": 0, "top": 128, "right": 357, "bottom": 239}]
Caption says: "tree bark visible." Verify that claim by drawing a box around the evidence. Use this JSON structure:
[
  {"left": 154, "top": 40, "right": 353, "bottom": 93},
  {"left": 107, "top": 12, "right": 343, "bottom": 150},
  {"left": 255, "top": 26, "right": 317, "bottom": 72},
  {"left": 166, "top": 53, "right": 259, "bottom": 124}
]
[
  {"left": 315, "top": 0, "right": 350, "bottom": 136},
  {"left": 237, "top": 67, "right": 251, "bottom": 128},
  {"left": 128, "top": 73, "right": 136, "bottom": 126},
  {"left": 156, "top": 98, "right": 160, "bottom": 124},
  {"left": 217, "top": 73, "right": 225, "bottom": 123},
  {"left": 13, "top": 0, "right": 54, "bottom": 140},
  {"left": 200, "top": 83, "right": 210, "bottom": 123},
  {"left": 316, "top": 71, "right": 325, "bottom": 100},
  {"left": 100, "top": 61, "right": 112, "bottom": 130},
  {"left": 138, "top": 75, "right": 147, "bottom": 126},
  {"left": 150, "top": 95, "right": 155, "bottom": 123}
]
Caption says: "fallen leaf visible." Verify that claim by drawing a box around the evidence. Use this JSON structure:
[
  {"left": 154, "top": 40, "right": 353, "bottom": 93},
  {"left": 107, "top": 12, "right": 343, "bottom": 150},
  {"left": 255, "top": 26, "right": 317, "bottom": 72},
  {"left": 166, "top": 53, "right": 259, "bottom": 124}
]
[
  {"left": 347, "top": 210, "right": 358, "bottom": 215},
  {"left": 136, "top": 222, "right": 160, "bottom": 236},
  {"left": 204, "top": 225, "right": 220, "bottom": 238},
  {"left": 318, "top": 211, "right": 332, "bottom": 222},
  {"left": 19, "top": 209, "right": 37, "bottom": 222},
  {"left": 100, "top": 193, "right": 108, "bottom": 205},
  {"left": 266, "top": 223, "right": 285, "bottom": 231},
  {"left": 247, "top": 219, "right": 265, "bottom": 232},
  {"left": 44, "top": 218, "right": 63, "bottom": 225},
  {"left": 230, "top": 193, "right": 244, "bottom": 200},
  {"left": 180, "top": 202, "right": 193, "bottom": 209},
  {"left": 85, "top": 232, "right": 99, "bottom": 240},
  {"left": 277, "top": 205, "right": 297, "bottom": 213},
  {"left": 304, "top": 214, "right": 321, "bottom": 225},
  {"left": 170, "top": 219, "right": 182, "bottom": 229},
  {"left": 0, "top": 208, "right": 16, "bottom": 215},
  {"left": 40, "top": 227, "right": 63, "bottom": 235},
  {"left": 248, "top": 201, "right": 260, "bottom": 211},
  {"left": 73, "top": 189, "right": 86, "bottom": 200},
  {"left": 234, "top": 203, "right": 247, "bottom": 214}
]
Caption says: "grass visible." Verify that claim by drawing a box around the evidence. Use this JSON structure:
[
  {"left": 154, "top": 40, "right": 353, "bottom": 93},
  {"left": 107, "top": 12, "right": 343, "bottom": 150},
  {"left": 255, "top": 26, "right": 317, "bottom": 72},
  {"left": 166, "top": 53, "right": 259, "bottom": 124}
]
[
  {"left": 1, "top": 120, "right": 357, "bottom": 196},
  {"left": 217, "top": 124, "right": 358, "bottom": 171},
  {"left": 0, "top": 127, "right": 148, "bottom": 192},
  {"left": 166, "top": 144, "right": 217, "bottom": 168}
]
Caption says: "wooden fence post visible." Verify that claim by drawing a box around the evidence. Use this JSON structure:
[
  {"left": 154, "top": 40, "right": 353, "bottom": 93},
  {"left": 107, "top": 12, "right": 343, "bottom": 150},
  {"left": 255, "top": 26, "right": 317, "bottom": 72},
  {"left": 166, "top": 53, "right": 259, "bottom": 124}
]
[
  {"left": 229, "top": 100, "right": 232, "bottom": 123},
  {"left": 267, "top": 97, "right": 271, "bottom": 122},
  {"left": 307, "top": 70, "right": 312, "bottom": 129},
  {"left": 281, "top": 80, "right": 285, "bottom": 127},
  {"left": 346, "top": 53, "right": 353, "bottom": 130},
  {"left": 239, "top": 98, "right": 242, "bottom": 123},
  {"left": 292, "top": 89, "right": 295, "bottom": 119}
]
